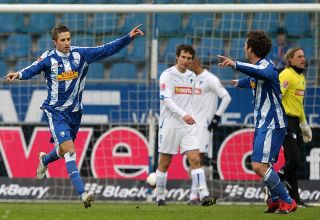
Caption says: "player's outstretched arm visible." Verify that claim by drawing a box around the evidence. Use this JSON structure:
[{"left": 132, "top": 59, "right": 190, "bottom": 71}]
[
  {"left": 129, "top": 24, "right": 144, "bottom": 38},
  {"left": 4, "top": 72, "right": 20, "bottom": 84},
  {"left": 217, "top": 55, "right": 235, "bottom": 68}
]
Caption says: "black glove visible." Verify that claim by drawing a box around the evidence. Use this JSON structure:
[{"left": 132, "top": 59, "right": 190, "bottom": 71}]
[{"left": 208, "top": 114, "right": 221, "bottom": 132}]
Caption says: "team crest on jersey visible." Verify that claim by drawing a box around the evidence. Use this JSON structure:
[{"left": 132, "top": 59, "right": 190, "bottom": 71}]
[
  {"left": 282, "top": 80, "right": 289, "bottom": 88},
  {"left": 57, "top": 71, "right": 78, "bottom": 81},
  {"left": 72, "top": 58, "right": 80, "bottom": 67},
  {"left": 250, "top": 79, "right": 256, "bottom": 89},
  {"left": 175, "top": 86, "right": 192, "bottom": 94},
  {"left": 160, "top": 83, "right": 166, "bottom": 91},
  {"left": 194, "top": 88, "right": 201, "bottom": 95}
]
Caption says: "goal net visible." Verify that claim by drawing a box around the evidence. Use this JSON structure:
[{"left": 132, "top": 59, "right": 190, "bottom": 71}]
[{"left": 0, "top": 2, "right": 319, "bottom": 204}]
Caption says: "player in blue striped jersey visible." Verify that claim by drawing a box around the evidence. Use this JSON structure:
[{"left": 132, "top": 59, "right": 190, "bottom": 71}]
[
  {"left": 218, "top": 30, "right": 297, "bottom": 214},
  {"left": 4, "top": 24, "right": 144, "bottom": 208}
]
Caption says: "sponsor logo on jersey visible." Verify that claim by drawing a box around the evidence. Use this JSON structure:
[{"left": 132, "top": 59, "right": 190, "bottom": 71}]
[
  {"left": 282, "top": 80, "right": 289, "bottom": 89},
  {"left": 175, "top": 86, "right": 192, "bottom": 94},
  {"left": 194, "top": 88, "right": 201, "bottom": 95},
  {"left": 160, "top": 83, "right": 166, "bottom": 91},
  {"left": 295, "top": 89, "right": 305, "bottom": 96},
  {"left": 57, "top": 71, "right": 78, "bottom": 81}
]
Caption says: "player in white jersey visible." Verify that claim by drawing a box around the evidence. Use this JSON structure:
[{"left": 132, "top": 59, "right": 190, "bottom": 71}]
[
  {"left": 188, "top": 58, "right": 231, "bottom": 204},
  {"left": 5, "top": 24, "right": 144, "bottom": 208},
  {"left": 156, "top": 44, "right": 215, "bottom": 207}
]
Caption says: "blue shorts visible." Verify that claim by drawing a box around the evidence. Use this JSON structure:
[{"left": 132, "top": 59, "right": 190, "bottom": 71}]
[
  {"left": 251, "top": 127, "right": 286, "bottom": 164},
  {"left": 43, "top": 109, "right": 82, "bottom": 146}
]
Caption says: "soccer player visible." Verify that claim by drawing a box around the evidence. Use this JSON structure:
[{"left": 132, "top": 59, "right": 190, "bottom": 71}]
[
  {"left": 188, "top": 58, "right": 231, "bottom": 204},
  {"left": 4, "top": 24, "right": 144, "bottom": 208},
  {"left": 217, "top": 30, "right": 297, "bottom": 214},
  {"left": 278, "top": 47, "right": 312, "bottom": 207},
  {"left": 156, "top": 44, "right": 215, "bottom": 206}
]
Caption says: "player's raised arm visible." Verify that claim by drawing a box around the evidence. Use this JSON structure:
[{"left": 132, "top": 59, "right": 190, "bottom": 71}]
[
  {"left": 4, "top": 72, "right": 20, "bottom": 84},
  {"left": 129, "top": 24, "right": 144, "bottom": 38},
  {"left": 217, "top": 55, "right": 236, "bottom": 68}
]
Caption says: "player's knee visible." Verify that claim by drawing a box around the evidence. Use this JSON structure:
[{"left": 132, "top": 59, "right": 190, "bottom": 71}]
[{"left": 251, "top": 162, "right": 267, "bottom": 177}]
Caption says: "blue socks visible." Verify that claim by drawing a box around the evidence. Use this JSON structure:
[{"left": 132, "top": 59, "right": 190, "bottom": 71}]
[
  {"left": 42, "top": 146, "right": 61, "bottom": 166},
  {"left": 264, "top": 167, "right": 292, "bottom": 204},
  {"left": 64, "top": 152, "right": 85, "bottom": 196}
]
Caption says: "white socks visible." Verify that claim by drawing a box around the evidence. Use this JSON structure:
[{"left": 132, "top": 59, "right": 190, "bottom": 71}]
[
  {"left": 156, "top": 169, "right": 167, "bottom": 201},
  {"left": 191, "top": 168, "right": 209, "bottom": 200}
]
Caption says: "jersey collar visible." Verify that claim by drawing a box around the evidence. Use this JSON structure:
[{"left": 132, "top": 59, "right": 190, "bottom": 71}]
[{"left": 55, "top": 49, "right": 70, "bottom": 58}]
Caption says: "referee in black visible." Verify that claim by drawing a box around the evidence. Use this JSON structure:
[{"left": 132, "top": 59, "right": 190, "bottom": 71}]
[{"left": 278, "top": 47, "right": 312, "bottom": 207}]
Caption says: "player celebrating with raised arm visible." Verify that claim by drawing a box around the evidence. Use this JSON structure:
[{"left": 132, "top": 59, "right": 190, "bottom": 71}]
[
  {"left": 156, "top": 44, "right": 215, "bottom": 207},
  {"left": 188, "top": 57, "right": 231, "bottom": 204},
  {"left": 217, "top": 30, "right": 297, "bottom": 214},
  {"left": 4, "top": 24, "right": 144, "bottom": 208}
]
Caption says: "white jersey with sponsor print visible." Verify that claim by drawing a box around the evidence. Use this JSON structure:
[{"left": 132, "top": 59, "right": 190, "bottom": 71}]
[
  {"left": 193, "top": 69, "right": 229, "bottom": 127},
  {"left": 159, "top": 66, "right": 196, "bottom": 128}
]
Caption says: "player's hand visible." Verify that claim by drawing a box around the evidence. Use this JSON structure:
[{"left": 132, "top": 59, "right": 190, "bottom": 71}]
[
  {"left": 129, "top": 24, "right": 144, "bottom": 38},
  {"left": 183, "top": 114, "right": 196, "bottom": 125},
  {"left": 208, "top": 114, "right": 221, "bottom": 132},
  {"left": 300, "top": 121, "right": 312, "bottom": 143},
  {"left": 217, "top": 55, "right": 236, "bottom": 68},
  {"left": 231, "top": 80, "right": 238, "bottom": 87},
  {"left": 4, "top": 72, "right": 19, "bottom": 84}
]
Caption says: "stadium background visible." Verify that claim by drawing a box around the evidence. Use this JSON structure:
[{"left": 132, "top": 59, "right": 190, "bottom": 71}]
[{"left": 0, "top": 0, "right": 319, "bottom": 205}]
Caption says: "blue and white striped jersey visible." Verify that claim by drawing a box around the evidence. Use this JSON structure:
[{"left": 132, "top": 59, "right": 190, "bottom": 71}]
[
  {"left": 19, "top": 34, "right": 132, "bottom": 112},
  {"left": 235, "top": 58, "right": 287, "bottom": 129}
]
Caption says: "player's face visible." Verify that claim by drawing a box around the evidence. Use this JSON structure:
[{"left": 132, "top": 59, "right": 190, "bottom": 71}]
[
  {"left": 290, "top": 49, "right": 305, "bottom": 69},
  {"left": 53, "top": 32, "right": 71, "bottom": 53},
  {"left": 176, "top": 50, "right": 193, "bottom": 72},
  {"left": 244, "top": 41, "right": 250, "bottom": 60}
]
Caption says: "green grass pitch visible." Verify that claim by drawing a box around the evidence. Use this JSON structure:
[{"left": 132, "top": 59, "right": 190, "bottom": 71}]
[{"left": 1, "top": 203, "right": 319, "bottom": 220}]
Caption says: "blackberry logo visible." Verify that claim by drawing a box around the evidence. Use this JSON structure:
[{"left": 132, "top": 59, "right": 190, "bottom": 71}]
[
  {"left": 225, "top": 184, "right": 244, "bottom": 197},
  {"left": 85, "top": 183, "right": 104, "bottom": 194}
]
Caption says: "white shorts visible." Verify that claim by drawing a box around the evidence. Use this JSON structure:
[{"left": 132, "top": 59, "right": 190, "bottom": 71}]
[
  {"left": 158, "top": 126, "right": 199, "bottom": 155},
  {"left": 196, "top": 126, "right": 213, "bottom": 157}
]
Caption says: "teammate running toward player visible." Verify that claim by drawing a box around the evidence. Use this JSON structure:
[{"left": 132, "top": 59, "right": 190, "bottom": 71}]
[
  {"left": 188, "top": 58, "right": 231, "bottom": 204},
  {"left": 217, "top": 30, "right": 297, "bottom": 214},
  {"left": 4, "top": 24, "right": 144, "bottom": 208},
  {"left": 156, "top": 44, "right": 215, "bottom": 207}
]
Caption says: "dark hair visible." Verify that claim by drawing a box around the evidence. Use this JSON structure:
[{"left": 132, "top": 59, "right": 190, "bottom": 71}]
[
  {"left": 176, "top": 44, "right": 195, "bottom": 59},
  {"left": 246, "top": 30, "right": 272, "bottom": 58},
  {"left": 277, "top": 27, "right": 288, "bottom": 35},
  {"left": 51, "top": 24, "right": 70, "bottom": 41},
  {"left": 284, "top": 47, "right": 303, "bottom": 67}
]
